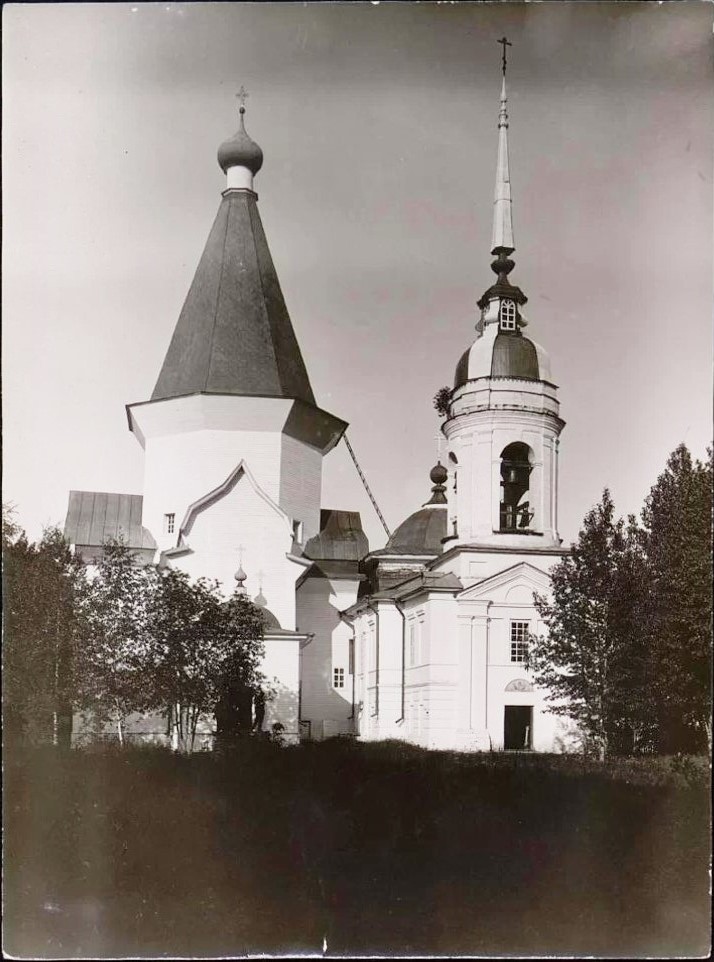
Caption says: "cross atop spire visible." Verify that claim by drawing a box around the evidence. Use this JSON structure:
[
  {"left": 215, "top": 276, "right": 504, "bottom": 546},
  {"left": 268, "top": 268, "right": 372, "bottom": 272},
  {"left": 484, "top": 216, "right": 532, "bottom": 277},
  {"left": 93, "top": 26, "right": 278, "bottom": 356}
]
[
  {"left": 236, "top": 85, "right": 249, "bottom": 115},
  {"left": 475, "top": 40, "right": 527, "bottom": 311},
  {"left": 497, "top": 36, "right": 512, "bottom": 76}
]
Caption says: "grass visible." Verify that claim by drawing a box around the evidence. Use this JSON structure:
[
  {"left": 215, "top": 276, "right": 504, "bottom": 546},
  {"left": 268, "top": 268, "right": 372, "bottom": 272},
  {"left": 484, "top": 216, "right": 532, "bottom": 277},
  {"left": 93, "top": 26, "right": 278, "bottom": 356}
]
[{"left": 3, "top": 739, "right": 711, "bottom": 958}]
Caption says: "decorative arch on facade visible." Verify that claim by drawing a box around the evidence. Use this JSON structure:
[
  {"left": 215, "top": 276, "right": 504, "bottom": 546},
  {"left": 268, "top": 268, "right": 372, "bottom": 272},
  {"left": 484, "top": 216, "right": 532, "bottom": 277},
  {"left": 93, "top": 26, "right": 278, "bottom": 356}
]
[
  {"left": 178, "top": 459, "right": 291, "bottom": 542},
  {"left": 505, "top": 678, "right": 533, "bottom": 693}
]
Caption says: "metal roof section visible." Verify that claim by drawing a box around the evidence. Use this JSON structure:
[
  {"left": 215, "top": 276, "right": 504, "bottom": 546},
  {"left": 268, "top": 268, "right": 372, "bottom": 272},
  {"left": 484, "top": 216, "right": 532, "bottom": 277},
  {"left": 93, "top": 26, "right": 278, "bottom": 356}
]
[
  {"left": 303, "top": 510, "right": 369, "bottom": 562},
  {"left": 64, "top": 491, "right": 157, "bottom": 550},
  {"left": 490, "top": 333, "right": 539, "bottom": 380},
  {"left": 151, "top": 190, "right": 316, "bottom": 406},
  {"left": 371, "top": 504, "right": 447, "bottom": 557}
]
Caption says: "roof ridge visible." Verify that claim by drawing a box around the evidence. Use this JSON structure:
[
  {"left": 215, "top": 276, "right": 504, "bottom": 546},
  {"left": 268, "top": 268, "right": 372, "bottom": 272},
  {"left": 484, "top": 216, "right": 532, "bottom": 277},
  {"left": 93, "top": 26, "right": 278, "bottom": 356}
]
[
  {"left": 203, "top": 196, "right": 233, "bottom": 392},
  {"left": 247, "top": 195, "right": 281, "bottom": 388}
]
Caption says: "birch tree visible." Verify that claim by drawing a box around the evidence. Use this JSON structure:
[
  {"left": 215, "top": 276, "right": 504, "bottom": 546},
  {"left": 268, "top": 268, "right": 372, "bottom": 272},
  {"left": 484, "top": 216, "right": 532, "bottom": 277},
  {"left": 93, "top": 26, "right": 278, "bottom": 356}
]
[
  {"left": 148, "top": 569, "right": 266, "bottom": 752},
  {"left": 80, "top": 539, "right": 156, "bottom": 745}
]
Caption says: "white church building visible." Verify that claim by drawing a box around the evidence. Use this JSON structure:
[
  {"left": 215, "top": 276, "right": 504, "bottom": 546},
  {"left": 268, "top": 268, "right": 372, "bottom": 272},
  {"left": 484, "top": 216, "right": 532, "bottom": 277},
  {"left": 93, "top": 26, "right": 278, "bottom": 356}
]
[{"left": 65, "top": 63, "right": 571, "bottom": 752}]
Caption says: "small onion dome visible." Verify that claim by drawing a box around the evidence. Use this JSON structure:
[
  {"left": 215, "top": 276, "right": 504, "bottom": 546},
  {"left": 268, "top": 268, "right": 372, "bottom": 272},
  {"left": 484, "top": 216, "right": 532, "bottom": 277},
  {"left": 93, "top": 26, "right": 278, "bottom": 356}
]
[
  {"left": 430, "top": 462, "right": 448, "bottom": 486},
  {"left": 234, "top": 565, "right": 247, "bottom": 595},
  {"left": 454, "top": 327, "right": 551, "bottom": 390},
  {"left": 217, "top": 110, "right": 264, "bottom": 175}
]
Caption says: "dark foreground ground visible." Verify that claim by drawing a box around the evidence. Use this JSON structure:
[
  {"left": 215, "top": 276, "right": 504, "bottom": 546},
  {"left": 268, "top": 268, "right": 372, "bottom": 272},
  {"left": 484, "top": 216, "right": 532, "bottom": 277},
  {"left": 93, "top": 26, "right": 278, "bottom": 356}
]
[{"left": 3, "top": 740, "right": 711, "bottom": 958}]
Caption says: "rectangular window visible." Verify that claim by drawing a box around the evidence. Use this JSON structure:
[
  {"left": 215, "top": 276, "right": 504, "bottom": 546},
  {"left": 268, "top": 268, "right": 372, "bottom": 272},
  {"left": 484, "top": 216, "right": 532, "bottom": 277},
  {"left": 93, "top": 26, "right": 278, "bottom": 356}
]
[
  {"left": 164, "top": 513, "right": 175, "bottom": 535},
  {"left": 333, "top": 667, "right": 345, "bottom": 689},
  {"left": 408, "top": 621, "right": 417, "bottom": 666},
  {"left": 510, "top": 621, "right": 530, "bottom": 663}
]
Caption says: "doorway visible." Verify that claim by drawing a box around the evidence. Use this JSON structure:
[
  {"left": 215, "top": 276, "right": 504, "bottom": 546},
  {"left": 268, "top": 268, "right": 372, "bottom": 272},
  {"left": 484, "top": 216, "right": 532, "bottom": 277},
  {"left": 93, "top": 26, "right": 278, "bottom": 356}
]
[{"left": 504, "top": 705, "right": 533, "bottom": 750}]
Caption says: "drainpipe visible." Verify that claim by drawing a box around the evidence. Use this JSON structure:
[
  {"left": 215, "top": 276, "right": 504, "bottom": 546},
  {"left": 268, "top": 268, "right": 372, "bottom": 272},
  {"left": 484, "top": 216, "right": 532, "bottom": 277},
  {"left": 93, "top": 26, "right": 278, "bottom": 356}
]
[
  {"left": 485, "top": 601, "right": 492, "bottom": 731},
  {"left": 394, "top": 600, "right": 406, "bottom": 724},
  {"left": 364, "top": 599, "right": 379, "bottom": 717}
]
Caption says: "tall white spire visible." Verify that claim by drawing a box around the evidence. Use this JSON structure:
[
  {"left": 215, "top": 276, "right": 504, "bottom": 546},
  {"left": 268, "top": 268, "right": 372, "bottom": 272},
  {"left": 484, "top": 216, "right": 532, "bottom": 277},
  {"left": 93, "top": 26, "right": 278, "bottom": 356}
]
[{"left": 491, "top": 70, "right": 514, "bottom": 255}]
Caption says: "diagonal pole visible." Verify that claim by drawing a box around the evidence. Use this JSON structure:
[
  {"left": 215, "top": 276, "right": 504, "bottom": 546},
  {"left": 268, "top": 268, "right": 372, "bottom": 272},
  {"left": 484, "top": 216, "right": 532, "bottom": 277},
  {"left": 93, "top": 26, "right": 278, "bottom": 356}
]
[{"left": 343, "top": 433, "right": 391, "bottom": 539}]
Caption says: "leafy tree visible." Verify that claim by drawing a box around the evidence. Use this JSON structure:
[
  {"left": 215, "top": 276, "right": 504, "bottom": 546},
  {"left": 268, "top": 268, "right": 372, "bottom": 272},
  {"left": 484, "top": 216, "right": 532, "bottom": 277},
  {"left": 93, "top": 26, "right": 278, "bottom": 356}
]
[
  {"left": 529, "top": 490, "right": 652, "bottom": 759},
  {"left": 80, "top": 539, "right": 157, "bottom": 745},
  {"left": 146, "top": 569, "right": 265, "bottom": 752},
  {"left": 433, "top": 386, "right": 452, "bottom": 418},
  {"left": 3, "top": 516, "right": 88, "bottom": 747},
  {"left": 640, "top": 444, "right": 712, "bottom": 753}
]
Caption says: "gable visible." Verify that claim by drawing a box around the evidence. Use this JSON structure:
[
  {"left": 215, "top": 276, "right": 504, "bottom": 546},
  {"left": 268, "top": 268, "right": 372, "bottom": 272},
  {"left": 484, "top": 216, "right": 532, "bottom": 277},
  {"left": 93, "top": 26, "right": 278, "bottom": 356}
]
[
  {"left": 457, "top": 561, "right": 551, "bottom": 605},
  {"left": 178, "top": 459, "right": 291, "bottom": 543}
]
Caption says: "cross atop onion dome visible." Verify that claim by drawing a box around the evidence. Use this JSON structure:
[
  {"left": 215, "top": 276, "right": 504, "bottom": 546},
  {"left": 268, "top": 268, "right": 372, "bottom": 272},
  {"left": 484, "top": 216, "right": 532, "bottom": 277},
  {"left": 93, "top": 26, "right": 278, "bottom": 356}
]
[{"left": 217, "top": 87, "right": 264, "bottom": 176}]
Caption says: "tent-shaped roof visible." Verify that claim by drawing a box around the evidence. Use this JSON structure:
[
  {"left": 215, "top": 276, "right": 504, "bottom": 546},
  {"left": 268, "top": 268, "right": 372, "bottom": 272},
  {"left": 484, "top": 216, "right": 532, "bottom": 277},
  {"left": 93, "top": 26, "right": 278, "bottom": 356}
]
[{"left": 152, "top": 190, "right": 316, "bottom": 405}]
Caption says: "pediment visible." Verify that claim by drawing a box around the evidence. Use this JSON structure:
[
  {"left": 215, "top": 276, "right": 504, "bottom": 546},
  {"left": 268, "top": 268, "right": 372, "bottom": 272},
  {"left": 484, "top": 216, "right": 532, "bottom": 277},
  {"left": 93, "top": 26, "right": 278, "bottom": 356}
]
[{"left": 457, "top": 561, "right": 551, "bottom": 603}]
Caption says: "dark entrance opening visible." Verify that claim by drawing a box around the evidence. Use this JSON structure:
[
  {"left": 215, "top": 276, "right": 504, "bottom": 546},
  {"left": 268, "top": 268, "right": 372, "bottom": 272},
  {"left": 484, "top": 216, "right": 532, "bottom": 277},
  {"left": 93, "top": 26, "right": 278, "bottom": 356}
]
[{"left": 504, "top": 705, "right": 533, "bottom": 750}]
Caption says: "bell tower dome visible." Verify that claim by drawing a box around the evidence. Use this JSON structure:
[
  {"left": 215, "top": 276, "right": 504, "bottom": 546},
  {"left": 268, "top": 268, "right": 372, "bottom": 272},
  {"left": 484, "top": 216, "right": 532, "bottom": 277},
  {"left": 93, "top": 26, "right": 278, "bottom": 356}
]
[{"left": 442, "top": 47, "right": 565, "bottom": 551}]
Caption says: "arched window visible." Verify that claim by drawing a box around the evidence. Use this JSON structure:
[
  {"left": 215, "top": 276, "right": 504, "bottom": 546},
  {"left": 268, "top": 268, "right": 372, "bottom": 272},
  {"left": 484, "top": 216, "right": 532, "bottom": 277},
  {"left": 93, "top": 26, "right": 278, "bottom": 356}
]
[
  {"left": 500, "top": 298, "right": 517, "bottom": 332},
  {"left": 500, "top": 442, "right": 533, "bottom": 531}
]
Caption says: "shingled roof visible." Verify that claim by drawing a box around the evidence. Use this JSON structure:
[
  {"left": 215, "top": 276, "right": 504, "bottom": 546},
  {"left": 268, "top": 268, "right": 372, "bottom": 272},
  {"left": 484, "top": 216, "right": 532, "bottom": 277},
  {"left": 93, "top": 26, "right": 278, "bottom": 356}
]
[{"left": 152, "top": 190, "right": 316, "bottom": 405}]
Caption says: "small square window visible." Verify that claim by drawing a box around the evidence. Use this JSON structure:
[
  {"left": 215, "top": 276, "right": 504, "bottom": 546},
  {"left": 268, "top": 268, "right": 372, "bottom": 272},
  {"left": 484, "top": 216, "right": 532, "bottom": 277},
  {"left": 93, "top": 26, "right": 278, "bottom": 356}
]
[
  {"left": 164, "top": 513, "right": 175, "bottom": 535},
  {"left": 510, "top": 621, "right": 529, "bottom": 663},
  {"left": 333, "top": 667, "right": 345, "bottom": 689}
]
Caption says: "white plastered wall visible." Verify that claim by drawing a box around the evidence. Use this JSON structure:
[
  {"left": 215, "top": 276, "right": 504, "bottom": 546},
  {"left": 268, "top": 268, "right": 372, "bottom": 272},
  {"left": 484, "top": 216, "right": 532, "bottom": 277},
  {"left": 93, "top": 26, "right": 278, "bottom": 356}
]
[
  {"left": 169, "top": 469, "right": 300, "bottom": 629},
  {"left": 279, "top": 435, "right": 323, "bottom": 541},
  {"left": 296, "top": 574, "right": 360, "bottom": 739},
  {"left": 262, "top": 636, "right": 302, "bottom": 743}
]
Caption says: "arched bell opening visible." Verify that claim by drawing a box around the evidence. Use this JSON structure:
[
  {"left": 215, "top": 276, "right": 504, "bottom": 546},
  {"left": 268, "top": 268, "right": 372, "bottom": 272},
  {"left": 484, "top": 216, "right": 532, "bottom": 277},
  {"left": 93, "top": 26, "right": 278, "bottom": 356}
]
[{"left": 499, "top": 442, "right": 534, "bottom": 532}]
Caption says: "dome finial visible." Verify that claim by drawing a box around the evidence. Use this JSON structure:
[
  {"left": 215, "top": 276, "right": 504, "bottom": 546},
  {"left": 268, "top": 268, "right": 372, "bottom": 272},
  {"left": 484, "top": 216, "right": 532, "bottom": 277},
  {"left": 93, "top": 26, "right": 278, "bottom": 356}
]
[
  {"left": 491, "top": 39, "right": 514, "bottom": 257},
  {"left": 236, "top": 84, "right": 249, "bottom": 116},
  {"left": 498, "top": 36, "right": 512, "bottom": 77},
  {"left": 425, "top": 461, "right": 448, "bottom": 506}
]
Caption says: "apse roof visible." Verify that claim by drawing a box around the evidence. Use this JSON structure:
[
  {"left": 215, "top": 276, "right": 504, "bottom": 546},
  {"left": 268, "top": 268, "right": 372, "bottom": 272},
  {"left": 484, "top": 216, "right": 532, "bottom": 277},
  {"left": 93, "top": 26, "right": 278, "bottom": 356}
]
[
  {"left": 304, "top": 510, "right": 369, "bottom": 562},
  {"left": 64, "top": 491, "right": 156, "bottom": 550},
  {"left": 152, "top": 190, "right": 316, "bottom": 405}
]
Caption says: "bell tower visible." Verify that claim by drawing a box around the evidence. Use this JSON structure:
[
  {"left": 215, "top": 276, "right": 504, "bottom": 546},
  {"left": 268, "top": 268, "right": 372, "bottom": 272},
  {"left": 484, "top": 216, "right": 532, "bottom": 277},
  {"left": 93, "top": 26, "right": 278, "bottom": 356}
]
[{"left": 442, "top": 50, "right": 565, "bottom": 551}]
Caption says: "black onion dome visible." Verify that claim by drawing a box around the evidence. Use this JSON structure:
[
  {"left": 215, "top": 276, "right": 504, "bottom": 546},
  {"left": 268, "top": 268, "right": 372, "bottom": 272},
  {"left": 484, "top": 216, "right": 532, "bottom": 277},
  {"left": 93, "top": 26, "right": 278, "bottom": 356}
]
[
  {"left": 454, "top": 348, "right": 471, "bottom": 389},
  {"left": 217, "top": 113, "right": 264, "bottom": 175},
  {"left": 454, "top": 332, "right": 541, "bottom": 389},
  {"left": 430, "top": 462, "right": 448, "bottom": 485},
  {"left": 491, "top": 333, "right": 539, "bottom": 379},
  {"left": 385, "top": 506, "right": 447, "bottom": 556}
]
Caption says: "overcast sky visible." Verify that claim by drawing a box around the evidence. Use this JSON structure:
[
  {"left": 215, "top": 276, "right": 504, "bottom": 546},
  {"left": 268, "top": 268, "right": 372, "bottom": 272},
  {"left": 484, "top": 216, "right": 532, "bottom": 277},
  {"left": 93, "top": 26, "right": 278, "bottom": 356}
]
[{"left": 3, "top": 2, "right": 712, "bottom": 551}]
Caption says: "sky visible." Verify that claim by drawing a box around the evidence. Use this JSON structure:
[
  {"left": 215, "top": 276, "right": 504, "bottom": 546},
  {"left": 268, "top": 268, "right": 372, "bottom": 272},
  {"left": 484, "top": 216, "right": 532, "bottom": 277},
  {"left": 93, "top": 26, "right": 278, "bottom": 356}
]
[{"left": 3, "top": 1, "right": 712, "bottom": 551}]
